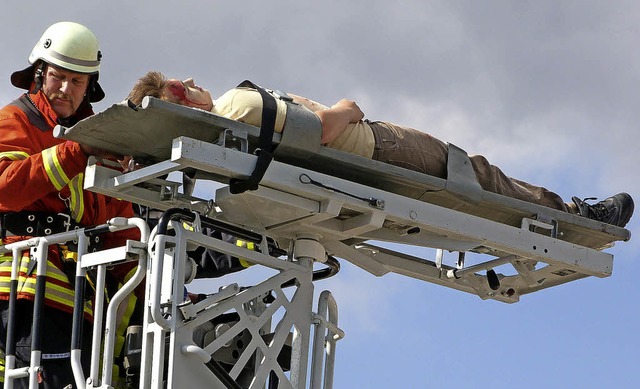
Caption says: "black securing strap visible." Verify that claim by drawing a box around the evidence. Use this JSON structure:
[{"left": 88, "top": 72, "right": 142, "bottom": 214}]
[
  {"left": 10, "top": 95, "right": 51, "bottom": 133},
  {"left": 0, "top": 211, "right": 104, "bottom": 252},
  {"left": 1, "top": 211, "right": 77, "bottom": 237},
  {"left": 228, "top": 80, "right": 277, "bottom": 194}
]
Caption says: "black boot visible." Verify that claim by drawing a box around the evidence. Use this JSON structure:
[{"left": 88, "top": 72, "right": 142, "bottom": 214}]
[{"left": 571, "top": 192, "right": 634, "bottom": 228}]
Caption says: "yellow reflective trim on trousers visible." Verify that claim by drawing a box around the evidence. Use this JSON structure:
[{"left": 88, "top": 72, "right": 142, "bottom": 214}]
[
  {"left": 42, "top": 145, "right": 70, "bottom": 190},
  {"left": 2, "top": 277, "right": 74, "bottom": 303},
  {"left": 0, "top": 285, "right": 90, "bottom": 315},
  {"left": 13, "top": 276, "right": 74, "bottom": 296},
  {"left": 0, "top": 255, "right": 69, "bottom": 284},
  {"left": 0, "top": 277, "right": 92, "bottom": 316},
  {"left": 68, "top": 173, "right": 85, "bottom": 222},
  {"left": 0, "top": 255, "right": 92, "bottom": 315},
  {"left": 0, "top": 151, "right": 29, "bottom": 161},
  {"left": 236, "top": 240, "right": 256, "bottom": 268}
]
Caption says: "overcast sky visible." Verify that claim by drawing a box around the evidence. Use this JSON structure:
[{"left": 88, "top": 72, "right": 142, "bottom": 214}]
[{"left": 1, "top": 1, "right": 639, "bottom": 388}]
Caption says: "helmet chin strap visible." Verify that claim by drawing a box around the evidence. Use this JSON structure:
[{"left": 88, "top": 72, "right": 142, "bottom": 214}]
[
  {"left": 86, "top": 74, "right": 99, "bottom": 102},
  {"left": 31, "top": 61, "right": 46, "bottom": 95}
]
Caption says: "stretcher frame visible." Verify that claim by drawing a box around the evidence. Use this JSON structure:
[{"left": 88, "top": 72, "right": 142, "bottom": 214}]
[{"left": 55, "top": 96, "right": 632, "bottom": 304}]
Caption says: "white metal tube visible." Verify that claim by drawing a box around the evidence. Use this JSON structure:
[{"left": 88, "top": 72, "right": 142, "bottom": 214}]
[
  {"left": 0, "top": 217, "right": 145, "bottom": 255},
  {"left": 320, "top": 291, "right": 342, "bottom": 389},
  {"left": 71, "top": 233, "right": 88, "bottom": 389},
  {"left": 3, "top": 248, "right": 22, "bottom": 388},
  {"left": 101, "top": 247, "right": 147, "bottom": 386},
  {"left": 3, "top": 360, "right": 28, "bottom": 382},
  {"left": 89, "top": 264, "right": 107, "bottom": 383},
  {"left": 447, "top": 254, "right": 518, "bottom": 279},
  {"left": 98, "top": 217, "right": 149, "bottom": 386},
  {"left": 148, "top": 234, "right": 172, "bottom": 329},
  {"left": 181, "top": 345, "right": 211, "bottom": 363},
  {"left": 28, "top": 351, "right": 42, "bottom": 389},
  {"left": 70, "top": 350, "right": 84, "bottom": 388},
  {"left": 28, "top": 240, "right": 49, "bottom": 389},
  {"left": 311, "top": 290, "right": 343, "bottom": 389}
]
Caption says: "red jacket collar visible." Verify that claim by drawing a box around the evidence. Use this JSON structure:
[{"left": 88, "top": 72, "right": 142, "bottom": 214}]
[{"left": 27, "top": 90, "right": 95, "bottom": 127}]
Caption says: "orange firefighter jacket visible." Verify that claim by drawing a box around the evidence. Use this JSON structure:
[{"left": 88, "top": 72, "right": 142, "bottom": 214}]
[{"left": 0, "top": 90, "right": 140, "bottom": 315}]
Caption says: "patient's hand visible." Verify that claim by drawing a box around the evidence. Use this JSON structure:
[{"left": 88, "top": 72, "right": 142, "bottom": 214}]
[
  {"left": 317, "top": 99, "right": 366, "bottom": 144},
  {"left": 331, "top": 99, "right": 364, "bottom": 123}
]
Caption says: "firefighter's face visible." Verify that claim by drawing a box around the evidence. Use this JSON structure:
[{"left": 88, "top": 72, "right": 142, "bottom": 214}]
[
  {"left": 165, "top": 78, "right": 214, "bottom": 111},
  {"left": 42, "top": 65, "right": 90, "bottom": 118}
]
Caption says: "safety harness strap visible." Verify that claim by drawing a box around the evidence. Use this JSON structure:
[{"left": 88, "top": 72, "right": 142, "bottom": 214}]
[
  {"left": 10, "top": 95, "right": 51, "bottom": 133},
  {"left": 0, "top": 211, "right": 76, "bottom": 238},
  {"left": 0, "top": 211, "right": 103, "bottom": 252},
  {"left": 228, "top": 80, "right": 277, "bottom": 194}
]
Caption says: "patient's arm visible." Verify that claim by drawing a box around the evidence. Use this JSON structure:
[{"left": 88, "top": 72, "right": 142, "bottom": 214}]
[
  {"left": 289, "top": 93, "right": 329, "bottom": 113},
  {"left": 315, "top": 99, "right": 365, "bottom": 144},
  {"left": 289, "top": 94, "right": 365, "bottom": 143}
]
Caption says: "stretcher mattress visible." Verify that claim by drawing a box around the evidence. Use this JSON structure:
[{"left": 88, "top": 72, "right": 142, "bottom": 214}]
[{"left": 55, "top": 97, "right": 631, "bottom": 251}]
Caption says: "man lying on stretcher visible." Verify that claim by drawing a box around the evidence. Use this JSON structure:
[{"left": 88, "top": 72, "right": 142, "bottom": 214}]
[{"left": 127, "top": 71, "right": 634, "bottom": 228}]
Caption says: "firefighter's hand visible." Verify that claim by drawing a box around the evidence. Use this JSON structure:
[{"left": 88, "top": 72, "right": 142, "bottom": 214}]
[
  {"left": 187, "top": 292, "right": 206, "bottom": 303},
  {"left": 118, "top": 156, "right": 144, "bottom": 172},
  {"left": 80, "top": 143, "right": 124, "bottom": 161}
]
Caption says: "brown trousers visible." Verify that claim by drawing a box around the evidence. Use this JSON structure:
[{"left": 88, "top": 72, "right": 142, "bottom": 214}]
[{"left": 368, "top": 121, "right": 568, "bottom": 212}]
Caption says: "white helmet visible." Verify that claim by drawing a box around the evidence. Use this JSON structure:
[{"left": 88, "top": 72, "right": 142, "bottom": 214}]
[{"left": 11, "top": 21, "right": 105, "bottom": 102}]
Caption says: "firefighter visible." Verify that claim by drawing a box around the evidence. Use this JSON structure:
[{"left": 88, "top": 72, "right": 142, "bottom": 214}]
[{"left": 0, "top": 21, "right": 140, "bottom": 388}]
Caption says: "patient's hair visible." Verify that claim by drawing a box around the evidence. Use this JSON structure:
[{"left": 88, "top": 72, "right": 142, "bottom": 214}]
[{"left": 127, "top": 71, "right": 177, "bottom": 105}]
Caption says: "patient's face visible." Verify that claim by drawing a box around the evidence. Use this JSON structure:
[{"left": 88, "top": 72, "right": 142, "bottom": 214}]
[{"left": 165, "top": 78, "right": 214, "bottom": 111}]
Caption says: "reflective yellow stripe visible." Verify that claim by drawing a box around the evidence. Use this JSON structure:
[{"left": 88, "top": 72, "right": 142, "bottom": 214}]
[
  {"left": 68, "top": 173, "right": 85, "bottom": 222},
  {"left": 0, "top": 254, "right": 92, "bottom": 315},
  {"left": 236, "top": 240, "right": 256, "bottom": 268},
  {"left": 0, "top": 257, "right": 68, "bottom": 285},
  {"left": 112, "top": 365, "right": 121, "bottom": 386},
  {"left": 14, "top": 276, "right": 73, "bottom": 296},
  {"left": 42, "top": 145, "right": 70, "bottom": 190},
  {"left": 0, "top": 151, "right": 29, "bottom": 161}
]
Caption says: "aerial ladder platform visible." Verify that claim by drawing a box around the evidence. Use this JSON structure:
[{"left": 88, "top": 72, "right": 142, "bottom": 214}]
[{"left": 1, "top": 96, "right": 630, "bottom": 388}]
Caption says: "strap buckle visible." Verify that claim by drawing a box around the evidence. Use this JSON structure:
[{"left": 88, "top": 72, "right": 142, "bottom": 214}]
[{"left": 57, "top": 213, "right": 73, "bottom": 232}]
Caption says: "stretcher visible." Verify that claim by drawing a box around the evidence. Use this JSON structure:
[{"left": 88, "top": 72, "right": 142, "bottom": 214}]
[{"left": 55, "top": 96, "right": 631, "bottom": 304}]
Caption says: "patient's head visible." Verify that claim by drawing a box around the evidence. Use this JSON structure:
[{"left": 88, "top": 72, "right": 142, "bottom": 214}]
[{"left": 128, "top": 71, "right": 214, "bottom": 111}]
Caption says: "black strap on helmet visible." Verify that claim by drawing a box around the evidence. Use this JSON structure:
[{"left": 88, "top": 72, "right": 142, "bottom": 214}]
[
  {"left": 228, "top": 80, "right": 278, "bottom": 194},
  {"left": 31, "top": 61, "right": 46, "bottom": 95},
  {"left": 86, "top": 74, "right": 98, "bottom": 102}
]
